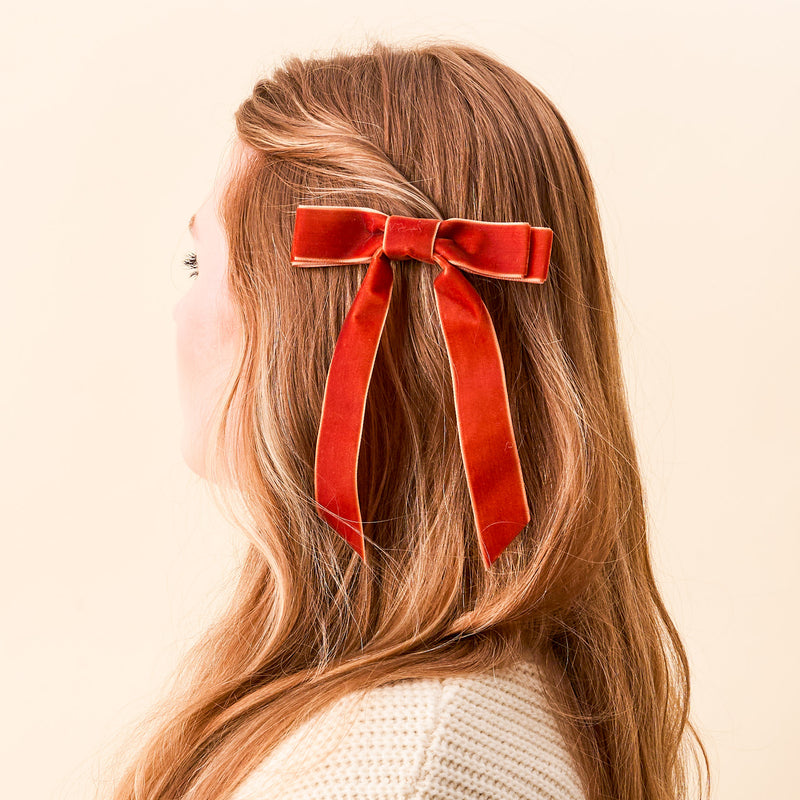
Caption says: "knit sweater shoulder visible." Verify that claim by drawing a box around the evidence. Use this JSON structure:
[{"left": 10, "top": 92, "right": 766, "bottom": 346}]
[{"left": 229, "top": 657, "right": 588, "bottom": 800}]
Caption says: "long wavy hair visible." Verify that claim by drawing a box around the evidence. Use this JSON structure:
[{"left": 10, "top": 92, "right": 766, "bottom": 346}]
[{"left": 102, "top": 37, "right": 711, "bottom": 800}]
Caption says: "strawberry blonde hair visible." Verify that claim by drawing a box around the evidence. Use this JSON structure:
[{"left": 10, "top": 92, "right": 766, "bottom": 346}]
[{"left": 102, "top": 37, "right": 711, "bottom": 800}]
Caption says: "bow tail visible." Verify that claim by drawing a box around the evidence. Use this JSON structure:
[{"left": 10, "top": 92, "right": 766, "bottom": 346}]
[
  {"left": 314, "top": 249, "right": 394, "bottom": 563},
  {"left": 431, "top": 256, "right": 531, "bottom": 569}
]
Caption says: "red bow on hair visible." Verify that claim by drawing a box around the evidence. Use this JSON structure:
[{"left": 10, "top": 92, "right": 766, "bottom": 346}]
[{"left": 290, "top": 205, "right": 553, "bottom": 570}]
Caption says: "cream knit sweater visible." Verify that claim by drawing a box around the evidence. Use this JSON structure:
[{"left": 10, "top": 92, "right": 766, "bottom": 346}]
[{"left": 229, "top": 658, "right": 587, "bottom": 799}]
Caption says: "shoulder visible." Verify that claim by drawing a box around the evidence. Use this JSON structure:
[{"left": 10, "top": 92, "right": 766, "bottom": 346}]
[
  {"left": 231, "top": 658, "right": 587, "bottom": 800},
  {"left": 405, "top": 659, "right": 587, "bottom": 800}
]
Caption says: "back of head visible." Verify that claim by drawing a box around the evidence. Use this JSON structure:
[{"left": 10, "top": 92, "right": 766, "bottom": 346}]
[
  {"left": 107, "top": 37, "right": 710, "bottom": 800},
  {"left": 219, "top": 39, "right": 616, "bottom": 603}
]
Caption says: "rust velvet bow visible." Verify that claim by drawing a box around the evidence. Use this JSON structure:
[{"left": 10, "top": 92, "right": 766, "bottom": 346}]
[{"left": 290, "top": 204, "right": 553, "bottom": 569}]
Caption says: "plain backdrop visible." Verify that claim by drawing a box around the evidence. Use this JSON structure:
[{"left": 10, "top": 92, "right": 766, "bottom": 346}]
[{"left": 1, "top": 2, "right": 797, "bottom": 798}]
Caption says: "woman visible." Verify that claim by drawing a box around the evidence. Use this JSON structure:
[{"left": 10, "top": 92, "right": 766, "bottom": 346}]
[{"left": 104, "top": 38, "right": 711, "bottom": 800}]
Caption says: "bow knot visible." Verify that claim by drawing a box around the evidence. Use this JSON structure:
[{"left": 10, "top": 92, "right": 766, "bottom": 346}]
[
  {"left": 290, "top": 204, "right": 554, "bottom": 570},
  {"left": 382, "top": 215, "right": 442, "bottom": 263}
]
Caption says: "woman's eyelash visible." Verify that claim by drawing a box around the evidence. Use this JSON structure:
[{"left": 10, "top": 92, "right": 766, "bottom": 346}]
[{"left": 183, "top": 251, "right": 198, "bottom": 278}]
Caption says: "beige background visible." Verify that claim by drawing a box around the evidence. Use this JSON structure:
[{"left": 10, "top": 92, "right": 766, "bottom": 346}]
[{"left": 2, "top": 2, "right": 797, "bottom": 798}]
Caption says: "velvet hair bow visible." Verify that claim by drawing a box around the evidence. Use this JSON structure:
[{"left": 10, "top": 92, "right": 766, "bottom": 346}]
[{"left": 290, "top": 204, "right": 553, "bottom": 569}]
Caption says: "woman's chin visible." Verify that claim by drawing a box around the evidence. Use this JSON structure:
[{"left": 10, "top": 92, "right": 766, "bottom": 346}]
[{"left": 179, "top": 425, "right": 207, "bottom": 479}]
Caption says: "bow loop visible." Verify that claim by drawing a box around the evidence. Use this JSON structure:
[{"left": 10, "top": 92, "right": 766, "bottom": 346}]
[
  {"left": 290, "top": 205, "right": 386, "bottom": 265},
  {"left": 435, "top": 219, "right": 545, "bottom": 281},
  {"left": 290, "top": 204, "right": 554, "bottom": 569}
]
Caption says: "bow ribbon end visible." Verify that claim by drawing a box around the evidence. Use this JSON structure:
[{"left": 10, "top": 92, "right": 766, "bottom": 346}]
[{"left": 479, "top": 513, "right": 531, "bottom": 570}]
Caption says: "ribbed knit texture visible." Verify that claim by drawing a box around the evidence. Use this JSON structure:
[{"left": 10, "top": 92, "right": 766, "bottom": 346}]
[{"left": 229, "top": 658, "right": 587, "bottom": 799}]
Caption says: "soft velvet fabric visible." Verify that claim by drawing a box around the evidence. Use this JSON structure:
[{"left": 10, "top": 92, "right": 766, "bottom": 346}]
[{"left": 290, "top": 205, "right": 553, "bottom": 569}]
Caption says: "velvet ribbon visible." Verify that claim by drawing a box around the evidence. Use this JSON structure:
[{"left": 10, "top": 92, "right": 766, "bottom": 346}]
[{"left": 290, "top": 205, "right": 553, "bottom": 569}]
